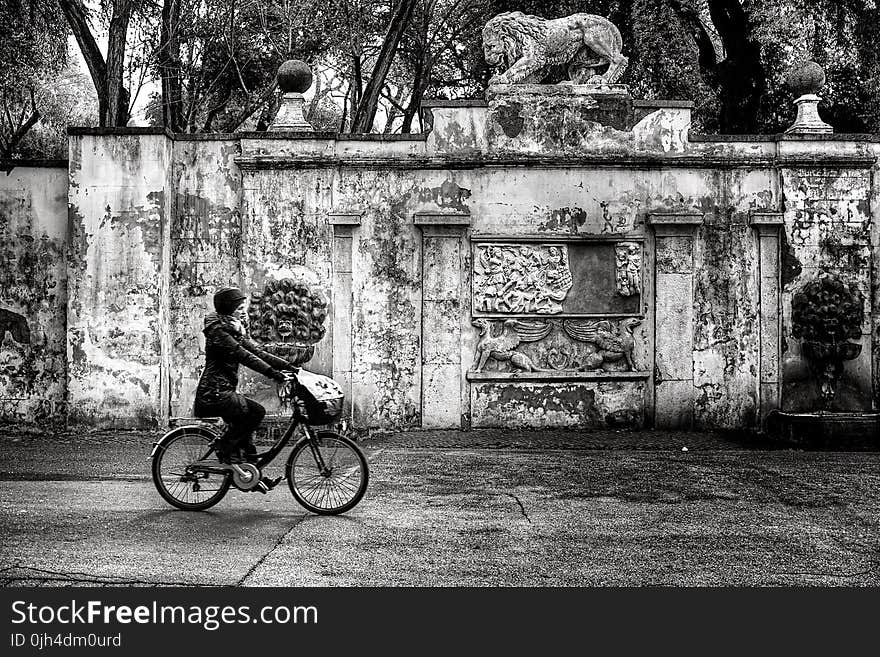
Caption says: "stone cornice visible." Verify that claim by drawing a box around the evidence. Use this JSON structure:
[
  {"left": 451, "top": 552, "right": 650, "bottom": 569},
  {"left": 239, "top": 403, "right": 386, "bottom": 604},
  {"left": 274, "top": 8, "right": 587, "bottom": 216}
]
[{"left": 235, "top": 154, "right": 878, "bottom": 171}]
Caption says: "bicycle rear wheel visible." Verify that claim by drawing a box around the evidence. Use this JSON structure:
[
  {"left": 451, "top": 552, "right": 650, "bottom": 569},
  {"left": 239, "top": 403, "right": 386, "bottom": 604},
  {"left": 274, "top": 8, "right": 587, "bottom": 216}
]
[
  {"left": 286, "top": 431, "right": 368, "bottom": 515},
  {"left": 152, "top": 427, "right": 231, "bottom": 511}
]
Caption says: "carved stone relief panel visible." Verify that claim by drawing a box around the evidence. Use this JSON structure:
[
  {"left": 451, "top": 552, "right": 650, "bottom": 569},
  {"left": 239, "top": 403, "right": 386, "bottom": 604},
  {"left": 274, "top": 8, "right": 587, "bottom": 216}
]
[
  {"left": 473, "top": 243, "right": 573, "bottom": 314},
  {"left": 472, "top": 240, "right": 642, "bottom": 316},
  {"left": 470, "top": 317, "right": 644, "bottom": 374}
]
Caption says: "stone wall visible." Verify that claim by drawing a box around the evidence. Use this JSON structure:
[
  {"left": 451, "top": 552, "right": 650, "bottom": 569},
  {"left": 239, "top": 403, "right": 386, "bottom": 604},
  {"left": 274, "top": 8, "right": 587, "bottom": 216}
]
[
  {"left": 1, "top": 93, "right": 877, "bottom": 432},
  {"left": 0, "top": 163, "right": 68, "bottom": 424},
  {"left": 67, "top": 132, "right": 171, "bottom": 427}
]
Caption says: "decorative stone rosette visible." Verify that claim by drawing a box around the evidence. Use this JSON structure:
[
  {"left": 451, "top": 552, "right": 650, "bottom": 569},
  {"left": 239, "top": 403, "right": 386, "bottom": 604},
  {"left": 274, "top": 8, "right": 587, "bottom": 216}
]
[{"left": 246, "top": 277, "right": 329, "bottom": 366}]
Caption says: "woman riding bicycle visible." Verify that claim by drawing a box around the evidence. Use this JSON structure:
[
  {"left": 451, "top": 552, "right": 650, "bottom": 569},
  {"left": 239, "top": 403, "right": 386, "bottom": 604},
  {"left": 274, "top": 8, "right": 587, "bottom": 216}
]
[{"left": 193, "top": 285, "right": 296, "bottom": 464}]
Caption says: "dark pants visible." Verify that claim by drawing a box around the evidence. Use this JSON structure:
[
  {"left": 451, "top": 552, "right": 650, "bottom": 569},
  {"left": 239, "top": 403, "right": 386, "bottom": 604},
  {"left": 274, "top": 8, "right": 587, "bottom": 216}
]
[{"left": 193, "top": 391, "right": 265, "bottom": 454}]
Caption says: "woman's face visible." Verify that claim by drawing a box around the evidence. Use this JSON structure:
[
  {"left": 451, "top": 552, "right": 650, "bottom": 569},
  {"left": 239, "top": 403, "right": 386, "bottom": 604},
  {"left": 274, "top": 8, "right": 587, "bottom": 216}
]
[{"left": 232, "top": 299, "right": 248, "bottom": 324}]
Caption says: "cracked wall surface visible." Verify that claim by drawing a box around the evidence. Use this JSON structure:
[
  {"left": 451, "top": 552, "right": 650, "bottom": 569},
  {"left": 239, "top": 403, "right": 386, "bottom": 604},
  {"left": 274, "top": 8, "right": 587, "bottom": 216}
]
[
  {"left": 67, "top": 134, "right": 169, "bottom": 427},
  {"left": 3, "top": 98, "right": 877, "bottom": 431},
  {"left": 0, "top": 166, "right": 68, "bottom": 424}
]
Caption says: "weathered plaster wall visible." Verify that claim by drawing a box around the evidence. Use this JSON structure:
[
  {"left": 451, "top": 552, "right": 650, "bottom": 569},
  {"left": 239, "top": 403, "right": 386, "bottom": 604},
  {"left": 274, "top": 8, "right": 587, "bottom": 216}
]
[
  {"left": 67, "top": 133, "right": 170, "bottom": 427},
  {"left": 779, "top": 159, "right": 875, "bottom": 412},
  {"left": 873, "top": 143, "right": 880, "bottom": 412},
  {"left": 238, "top": 164, "right": 334, "bottom": 413},
  {"left": 0, "top": 165, "right": 68, "bottom": 424},
  {"left": 168, "top": 138, "right": 242, "bottom": 418},
  {"left": 49, "top": 98, "right": 877, "bottom": 431}
]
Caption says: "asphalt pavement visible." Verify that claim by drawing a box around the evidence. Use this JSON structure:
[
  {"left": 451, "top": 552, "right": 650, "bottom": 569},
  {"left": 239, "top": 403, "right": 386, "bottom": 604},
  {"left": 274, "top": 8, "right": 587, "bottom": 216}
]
[{"left": 1, "top": 428, "right": 879, "bottom": 586}]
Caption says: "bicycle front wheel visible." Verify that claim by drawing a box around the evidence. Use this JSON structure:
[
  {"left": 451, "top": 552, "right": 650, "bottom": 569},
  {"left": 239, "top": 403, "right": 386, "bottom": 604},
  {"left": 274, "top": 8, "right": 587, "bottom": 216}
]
[
  {"left": 285, "top": 431, "right": 369, "bottom": 515},
  {"left": 152, "top": 427, "right": 231, "bottom": 511}
]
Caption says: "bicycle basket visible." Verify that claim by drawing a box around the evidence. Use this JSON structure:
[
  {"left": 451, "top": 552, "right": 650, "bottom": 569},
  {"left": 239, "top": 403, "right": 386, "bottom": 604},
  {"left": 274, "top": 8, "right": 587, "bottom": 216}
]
[{"left": 295, "top": 368, "right": 344, "bottom": 425}]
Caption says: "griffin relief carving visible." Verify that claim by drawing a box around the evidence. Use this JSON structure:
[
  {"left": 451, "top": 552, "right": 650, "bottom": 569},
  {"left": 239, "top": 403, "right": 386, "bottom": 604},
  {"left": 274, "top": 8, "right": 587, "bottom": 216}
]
[
  {"left": 471, "top": 318, "right": 552, "bottom": 372},
  {"left": 473, "top": 244, "right": 573, "bottom": 314},
  {"left": 562, "top": 318, "right": 641, "bottom": 371},
  {"left": 471, "top": 317, "right": 642, "bottom": 373}
]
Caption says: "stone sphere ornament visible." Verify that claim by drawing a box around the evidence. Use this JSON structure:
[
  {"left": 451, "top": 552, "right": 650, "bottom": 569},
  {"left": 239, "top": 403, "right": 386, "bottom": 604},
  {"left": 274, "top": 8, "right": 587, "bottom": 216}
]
[
  {"left": 786, "top": 61, "right": 826, "bottom": 97},
  {"left": 784, "top": 61, "right": 833, "bottom": 134},
  {"left": 278, "top": 60, "right": 313, "bottom": 94},
  {"left": 269, "top": 60, "right": 314, "bottom": 130}
]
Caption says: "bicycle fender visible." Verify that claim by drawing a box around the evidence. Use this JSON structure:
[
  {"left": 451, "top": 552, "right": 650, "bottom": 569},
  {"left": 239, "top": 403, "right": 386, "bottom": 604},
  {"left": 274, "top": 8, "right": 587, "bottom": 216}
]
[{"left": 149, "top": 425, "right": 218, "bottom": 460}]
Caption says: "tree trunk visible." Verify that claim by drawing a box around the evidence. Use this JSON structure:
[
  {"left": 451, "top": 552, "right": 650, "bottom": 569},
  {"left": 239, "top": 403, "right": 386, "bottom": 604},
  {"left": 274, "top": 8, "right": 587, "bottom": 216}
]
[
  {"left": 705, "top": 0, "right": 765, "bottom": 133},
  {"left": 106, "top": 0, "right": 133, "bottom": 126},
  {"left": 401, "top": 53, "right": 431, "bottom": 134},
  {"left": 0, "top": 90, "right": 40, "bottom": 159},
  {"left": 57, "top": 0, "right": 109, "bottom": 122},
  {"left": 58, "top": 0, "right": 132, "bottom": 127},
  {"left": 352, "top": 54, "right": 363, "bottom": 111},
  {"left": 159, "top": 0, "right": 183, "bottom": 132},
  {"left": 350, "top": 0, "right": 418, "bottom": 133}
]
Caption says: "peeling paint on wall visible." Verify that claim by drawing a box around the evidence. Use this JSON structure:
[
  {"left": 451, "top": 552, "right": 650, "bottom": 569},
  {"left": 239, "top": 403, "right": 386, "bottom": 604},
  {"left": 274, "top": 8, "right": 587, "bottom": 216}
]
[{"left": 0, "top": 167, "right": 68, "bottom": 425}]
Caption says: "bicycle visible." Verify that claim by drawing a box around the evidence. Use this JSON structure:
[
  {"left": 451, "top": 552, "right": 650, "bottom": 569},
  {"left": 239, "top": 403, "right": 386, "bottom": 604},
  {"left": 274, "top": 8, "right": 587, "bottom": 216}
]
[{"left": 150, "top": 372, "right": 368, "bottom": 515}]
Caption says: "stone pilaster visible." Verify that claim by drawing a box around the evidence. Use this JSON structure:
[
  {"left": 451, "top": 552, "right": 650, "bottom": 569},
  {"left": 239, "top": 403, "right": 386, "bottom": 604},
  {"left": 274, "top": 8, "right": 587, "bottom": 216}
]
[
  {"left": 415, "top": 212, "right": 471, "bottom": 429},
  {"left": 750, "top": 212, "right": 785, "bottom": 425},
  {"left": 648, "top": 212, "right": 704, "bottom": 429},
  {"left": 329, "top": 213, "right": 361, "bottom": 421}
]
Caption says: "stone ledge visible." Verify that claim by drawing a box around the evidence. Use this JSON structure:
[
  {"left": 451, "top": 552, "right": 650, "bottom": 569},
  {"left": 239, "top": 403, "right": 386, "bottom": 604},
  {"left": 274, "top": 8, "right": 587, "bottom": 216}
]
[
  {"left": 647, "top": 212, "right": 704, "bottom": 226},
  {"left": 749, "top": 211, "right": 785, "bottom": 227},
  {"left": 328, "top": 213, "right": 362, "bottom": 226},
  {"left": 467, "top": 371, "right": 650, "bottom": 382},
  {"left": 0, "top": 159, "right": 68, "bottom": 170},
  {"left": 413, "top": 213, "right": 471, "bottom": 226},
  {"left": 235, "top": 154, "right": 877, "bottom": 170},
  {"left": 691, "top": 132, "right": 880, "bottom": 143},
  {"left": 471, "top": 234, "right": 644, "bottom": 243}
]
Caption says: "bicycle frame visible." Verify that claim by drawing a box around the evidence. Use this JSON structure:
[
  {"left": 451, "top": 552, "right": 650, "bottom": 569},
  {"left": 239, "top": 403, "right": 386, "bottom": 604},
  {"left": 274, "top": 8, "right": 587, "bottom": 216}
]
[{"left": 184, "top": 403, "right": 329, "bottom": 478}]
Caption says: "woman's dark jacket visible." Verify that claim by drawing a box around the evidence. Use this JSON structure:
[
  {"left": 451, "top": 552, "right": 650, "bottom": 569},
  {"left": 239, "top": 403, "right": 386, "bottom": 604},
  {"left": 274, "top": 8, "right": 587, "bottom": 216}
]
[{"left": 194, "top": 312, "right": 290, "bottom": 402}]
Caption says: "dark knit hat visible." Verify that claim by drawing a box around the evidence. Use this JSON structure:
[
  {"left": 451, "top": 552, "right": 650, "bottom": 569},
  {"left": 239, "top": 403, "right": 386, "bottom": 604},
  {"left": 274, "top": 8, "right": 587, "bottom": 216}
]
[{"left": 213, "top": 286, "right": 247, "bottom": 315}]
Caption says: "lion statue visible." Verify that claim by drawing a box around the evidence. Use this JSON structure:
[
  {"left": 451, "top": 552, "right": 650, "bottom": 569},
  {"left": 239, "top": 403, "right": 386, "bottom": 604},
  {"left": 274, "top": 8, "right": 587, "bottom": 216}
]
[{"left": 483, "top": 11, "right": 629, "bottom": 85}]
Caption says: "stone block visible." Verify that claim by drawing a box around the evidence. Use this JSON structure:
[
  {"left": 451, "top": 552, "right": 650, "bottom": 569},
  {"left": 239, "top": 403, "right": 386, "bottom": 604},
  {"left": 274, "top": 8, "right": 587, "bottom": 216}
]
[
  {"left": 471, "top": 380, "right": 645, "bottom": 428},
  {"left": 422, "top": 300, "right": 461, "bottom": 364},
  {"left": 422, "top": 364, "right": 462, "bottom": 429},
  {"left": 656, "top": 236, "right": 694, "bottom": 273},
  {"left": 759, "top": 299, "right": 780, "bottom": 381},
  {"left": 654, "top": 380, "right": 694, "bottom": 429},
  {"left": 760, "top": 382, "right": 780, "bottom": 418},
  {"left": 332, "top": 235, "right": 353, "bottom": 274},
  {"left": 654, "top": 273, "right": 693, "bottom": 380},
  {"left": 423, "top": 236, "right": 462, "bottom": 301}
]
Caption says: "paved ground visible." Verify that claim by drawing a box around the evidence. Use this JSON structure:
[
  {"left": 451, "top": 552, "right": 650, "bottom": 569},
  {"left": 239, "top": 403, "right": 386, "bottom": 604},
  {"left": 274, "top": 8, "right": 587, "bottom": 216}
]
[{"left": 1, "top": 427, "right": 879, "bottom": 586}]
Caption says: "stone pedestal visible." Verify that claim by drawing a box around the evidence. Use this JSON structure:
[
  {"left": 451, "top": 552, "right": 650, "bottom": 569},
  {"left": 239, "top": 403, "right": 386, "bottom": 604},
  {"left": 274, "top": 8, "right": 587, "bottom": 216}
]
[
  {"left": 270, "top": 92, "right": 312, "bottom": 131},
  {"left": 486, "top": 84, "right": 634, "bottom": 153},
  {"left": 785, "top": 94, "right": 833, "bottom": 135}
]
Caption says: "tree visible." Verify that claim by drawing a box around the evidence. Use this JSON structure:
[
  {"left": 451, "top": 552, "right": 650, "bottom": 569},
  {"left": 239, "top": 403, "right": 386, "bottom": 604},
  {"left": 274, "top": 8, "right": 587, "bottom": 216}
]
[
  {"left": 0, "top": 0, "right": 70, "bottom": 158},
  {"left": 350, "top": 0, "right": 419, "bottom": 132},
  {"left": 148, "top": 0, "right": 339, "bottom": 133},
  {"left": 58, "top": 0, "right": 136, "bottom": 127}
]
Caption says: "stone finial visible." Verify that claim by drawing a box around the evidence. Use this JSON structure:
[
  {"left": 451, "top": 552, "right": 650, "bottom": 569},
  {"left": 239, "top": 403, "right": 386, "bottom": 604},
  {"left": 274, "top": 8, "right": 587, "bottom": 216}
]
[
  {"left": 785, "top": 61, "right": 832, "bottom": 135},
  {"left": 269, "top": 59, "right": 314, "bottom": 131}
]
